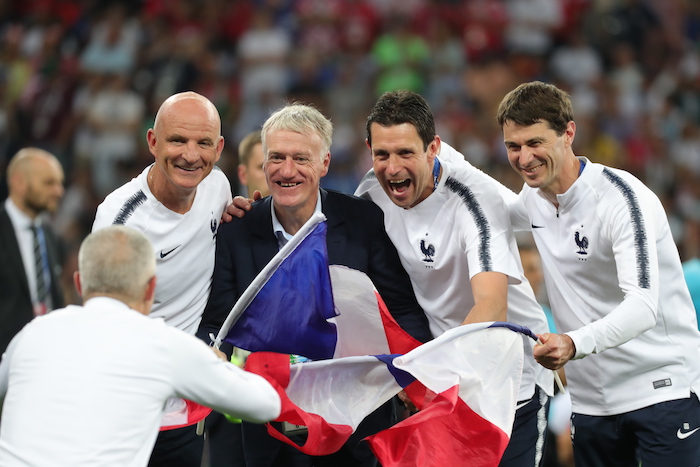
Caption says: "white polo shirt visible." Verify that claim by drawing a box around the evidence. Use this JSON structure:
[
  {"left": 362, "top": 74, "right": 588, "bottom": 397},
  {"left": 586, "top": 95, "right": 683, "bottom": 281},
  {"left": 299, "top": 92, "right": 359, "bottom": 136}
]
[{"left": 92, "top": 165, "right": 232, "bottom": 334}]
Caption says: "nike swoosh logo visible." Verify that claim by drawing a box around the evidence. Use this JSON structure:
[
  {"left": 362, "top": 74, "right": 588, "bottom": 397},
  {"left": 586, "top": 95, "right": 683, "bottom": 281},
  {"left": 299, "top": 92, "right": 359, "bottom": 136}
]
[
  {"left": 159, "top": 246, "right": 180, "bottom": 258},
  {"left": 677, "top": 427, "right": 700, "bottom": 439},
  {"left": 531, "top": 224, "right": 545, "bottom": 229}
]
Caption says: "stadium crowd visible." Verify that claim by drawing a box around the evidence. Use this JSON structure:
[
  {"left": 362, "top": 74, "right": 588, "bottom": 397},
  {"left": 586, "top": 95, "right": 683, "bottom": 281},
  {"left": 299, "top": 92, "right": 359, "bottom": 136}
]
[{"left": 1, "top": 1, "right": 700, "bottom": 465}]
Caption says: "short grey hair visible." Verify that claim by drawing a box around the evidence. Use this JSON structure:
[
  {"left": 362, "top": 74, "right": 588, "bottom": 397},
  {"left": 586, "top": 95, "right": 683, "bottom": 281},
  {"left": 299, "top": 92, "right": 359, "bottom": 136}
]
[
  {"left": 261, "top": 104, "right": 333, "bottom": 159},
  {"left": 79, "top": 226, "right": 155, "bottom": 302}
]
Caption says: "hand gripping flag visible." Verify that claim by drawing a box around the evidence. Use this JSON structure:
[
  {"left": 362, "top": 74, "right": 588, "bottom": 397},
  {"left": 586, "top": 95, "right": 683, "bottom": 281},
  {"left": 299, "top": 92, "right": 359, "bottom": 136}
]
[{"left": 247, "top": 322, "right": 526, "bottom": 467}]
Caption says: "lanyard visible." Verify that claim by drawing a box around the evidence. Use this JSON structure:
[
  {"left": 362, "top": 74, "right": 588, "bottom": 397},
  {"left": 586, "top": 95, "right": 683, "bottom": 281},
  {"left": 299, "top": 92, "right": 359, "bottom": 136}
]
[{"left": 433, "top": 156, "right": 441, "bottom": 191}]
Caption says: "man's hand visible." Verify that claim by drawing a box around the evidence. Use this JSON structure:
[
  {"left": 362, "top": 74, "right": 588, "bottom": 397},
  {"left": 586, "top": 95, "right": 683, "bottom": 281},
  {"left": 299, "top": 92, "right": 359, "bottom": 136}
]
[
  {"left": 533, "top": 333, "right": 576, "bottom": 370},
  {"left": 221, "top": 191, "right": 263, "bottom": 222},
  {"left": 210, "top": 347, "right": 228, "bottom": 361}
]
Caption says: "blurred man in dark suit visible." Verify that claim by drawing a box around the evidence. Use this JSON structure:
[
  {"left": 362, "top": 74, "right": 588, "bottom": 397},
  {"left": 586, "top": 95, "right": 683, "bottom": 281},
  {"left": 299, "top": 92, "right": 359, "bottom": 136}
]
[{"left": 0, "top": 147, "right": 65, "bottom": 354}]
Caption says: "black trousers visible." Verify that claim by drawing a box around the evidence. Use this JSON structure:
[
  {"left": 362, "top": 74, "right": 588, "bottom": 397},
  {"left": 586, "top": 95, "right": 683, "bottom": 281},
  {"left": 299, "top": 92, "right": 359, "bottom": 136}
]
[
  {"left": 148, "top": 424, "right": 204, "bottom": 467},
  {"left": 571, "top": 396, "right": 700, "bottom": 467}
]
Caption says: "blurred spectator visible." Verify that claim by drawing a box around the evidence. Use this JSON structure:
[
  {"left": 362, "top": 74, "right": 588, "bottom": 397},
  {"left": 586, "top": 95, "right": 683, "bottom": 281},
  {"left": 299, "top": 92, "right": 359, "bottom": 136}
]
[
  {"left": 549, "top": 30, "right": 602, "bottom": 89},
  {"left": 370, "top": 13, "right": 429, "bottom": 95},
  {"left": 236, "top": 7, "right": 291, "bottom": 104},
  {"left": 424, "top": 17, "right": 467, "bottom": 113},
  {"left": 287, "top": 49, "right": 330, "bottom": 110},
  {"left": 603, "top": 0, "right": 662, "bottom": 62},
  {"left": 671, "top": 120, "right": 700, "bottom": 177},
  {"left": 338, "top": 0, "right": 380, "bottom": 53},
  {"left": 504, "top": 0, "right": 563, "bottom": 56},
  {"left": 236, "top": 130, "right": 267, "bottom": 198},
  {"left": 683, "top": 253, "right": 700, "bottom": 331},
  {"left": 460, "top": 0, "right": 508, "bottom": 63},
  {"left": 79, "top": 4, "right": 140, "bottom": 75},
  {"left": 294, "top": 0, "right": 343, "bottom": 59},
  {"left": 607, "top": 41, "right": 645, "bottom": 121},
  {"left": 83, "top": 73, "right": 145, "bottom": 196}
]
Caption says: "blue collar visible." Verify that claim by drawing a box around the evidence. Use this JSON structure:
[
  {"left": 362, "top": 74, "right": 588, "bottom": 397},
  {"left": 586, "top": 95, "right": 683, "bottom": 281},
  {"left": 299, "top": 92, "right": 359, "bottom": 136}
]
[{"left": 433, "top": 157, "right": 441, "bottom": 191}]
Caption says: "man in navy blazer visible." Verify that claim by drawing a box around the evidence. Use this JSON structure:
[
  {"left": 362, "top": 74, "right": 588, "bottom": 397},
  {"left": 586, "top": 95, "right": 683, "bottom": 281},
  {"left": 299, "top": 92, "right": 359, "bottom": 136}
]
[
  {"left": 198, "top": 104, "right": 431, "bottom": 467},
  {"left": 0, "top": 148, "right": 65, "bottom": 355}
]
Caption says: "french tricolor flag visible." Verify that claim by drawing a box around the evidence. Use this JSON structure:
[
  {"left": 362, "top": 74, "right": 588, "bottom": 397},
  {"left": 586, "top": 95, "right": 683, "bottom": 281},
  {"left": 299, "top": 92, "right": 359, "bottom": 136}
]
[
  {"left": 211, "top": 212, "right": 526, "bottom": 466},
  {"left": 211, "top": 212, "right": 420, "bottom": 359},
  {"left": 159, "top": 397, "right": 212, "bottom": 431},
  {"left": 246, "top": 322, "right": 524, "bottom": 467}
]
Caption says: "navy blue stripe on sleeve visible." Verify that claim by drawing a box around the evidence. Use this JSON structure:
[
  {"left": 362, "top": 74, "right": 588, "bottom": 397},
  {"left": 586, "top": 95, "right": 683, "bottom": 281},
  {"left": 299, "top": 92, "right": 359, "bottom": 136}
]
[
  {"left": 445, "top": 177, "right": 492, "bottom": 271},
  {"left": 602, "top": 168, "right": 650, "bottom": 289},
  {"left": 112, "top": 190, "right": 147, "bottom": 225}
]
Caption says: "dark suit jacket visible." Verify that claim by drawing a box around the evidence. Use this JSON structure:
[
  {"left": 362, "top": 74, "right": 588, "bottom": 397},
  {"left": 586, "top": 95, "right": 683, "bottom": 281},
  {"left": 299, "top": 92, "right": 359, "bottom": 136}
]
[
  {"left": 0, "top": 206, "right": 64, "bottom": 354},
  {"left": 198, "top": 189, "right": 431, "bottom": 467},
  {"left": 199, "top": 188, "right": 431, "bottom": 345}
]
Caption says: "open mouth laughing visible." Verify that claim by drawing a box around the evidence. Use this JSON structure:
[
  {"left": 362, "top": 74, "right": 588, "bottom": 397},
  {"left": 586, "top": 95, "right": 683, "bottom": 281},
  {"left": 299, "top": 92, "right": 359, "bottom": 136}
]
[{"left": 388, "top": 179, "right": 411, "bottom": 194}]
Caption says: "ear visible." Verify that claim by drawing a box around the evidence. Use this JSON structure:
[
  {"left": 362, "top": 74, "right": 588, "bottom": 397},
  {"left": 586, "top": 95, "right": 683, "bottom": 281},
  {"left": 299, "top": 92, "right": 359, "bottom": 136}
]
[
  {"left": 73, "top": 271, "right": 82, "bottom": 297},
  {"left": 144, "top": 276, "right": 157, "bottom": 303},
  {"left": 427, "top": 135, "right": 441, "bottom": 163},
  {"left": 215, "top": 136, "right": 224, "bottom": 163},
  {"left": 564, "top": 121, "right": 576, "bottom": 148},
  {"left": 320, "top": 151, "right": 331, "bottom": 177},
  {"left": 237, "top": 164, "right": 248, "bottom": 187},
  {"left": 365, "top": 138, "right": 371, "bottom": 151},
  {"left": 146, "top": 128, "right": 157, "bottom": 157}
]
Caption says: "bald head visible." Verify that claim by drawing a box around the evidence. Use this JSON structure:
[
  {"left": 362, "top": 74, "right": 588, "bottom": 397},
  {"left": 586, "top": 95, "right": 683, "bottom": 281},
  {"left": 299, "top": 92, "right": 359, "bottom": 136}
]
[
  {"left": 7, "top": 148, "right": 64, "bottom": 218},
  {"left": 78, "top": 226, "right": 156, "bottom": 309},
  {"left": 153, "top": 91, "right": 222, "bottom": 136}
]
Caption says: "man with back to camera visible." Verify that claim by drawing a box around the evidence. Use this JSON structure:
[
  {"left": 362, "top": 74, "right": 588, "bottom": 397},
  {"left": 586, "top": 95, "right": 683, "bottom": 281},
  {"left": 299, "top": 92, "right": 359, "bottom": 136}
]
[
  {"left": 354, "top": 90, "right": 554, "bottom": 467},
  {"left": 1, "top": 148, "right": 65, "bottom": 355},
  {"left": 0, "top": 225, "right": 281, "bottom": 467},
  {"left": 497, "top": 80, "right": 700, "bottom": 466},
  {"left": 92, "top": 91, "right": 233, "bottom": 466},
  {"left": 199, "top": 103, "right": 432, "bottom": 467}
]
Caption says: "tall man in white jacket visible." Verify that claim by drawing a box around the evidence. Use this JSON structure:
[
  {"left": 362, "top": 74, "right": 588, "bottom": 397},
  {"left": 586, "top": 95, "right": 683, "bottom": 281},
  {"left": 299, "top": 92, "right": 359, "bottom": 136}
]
[
  {"left": 355, "top": 90, "right": 553, "bottom": 467},
  {"left": 0, "top": 226, "right": 280, "bottom": 467},
  {"left": 497, "top": 80, "right": 700, "bottom": 466}
]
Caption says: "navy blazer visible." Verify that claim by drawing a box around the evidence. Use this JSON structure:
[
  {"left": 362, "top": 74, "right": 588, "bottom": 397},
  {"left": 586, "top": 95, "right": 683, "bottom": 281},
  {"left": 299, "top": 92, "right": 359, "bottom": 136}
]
[
  {"left": 198, "top": 189, "right": 432, "bottom": 347},
  {"left": 0, "top": 207, "right": 64, "bottom": 354}
]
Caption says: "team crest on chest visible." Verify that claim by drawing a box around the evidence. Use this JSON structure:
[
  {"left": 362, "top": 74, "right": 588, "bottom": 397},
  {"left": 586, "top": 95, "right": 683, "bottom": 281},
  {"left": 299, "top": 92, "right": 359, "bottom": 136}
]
[
  {"left": 574, "top": 227, "right": 589, "bottom": 259},
  {"left": 420, "top": 238, "right": 435, "bottom": 264},
  {"left": 211, "top": 213, "right": 219, "bottom": 241}
]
